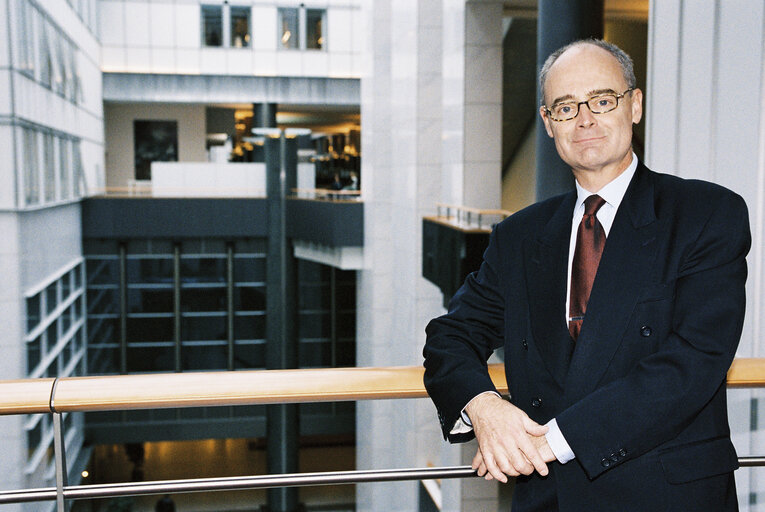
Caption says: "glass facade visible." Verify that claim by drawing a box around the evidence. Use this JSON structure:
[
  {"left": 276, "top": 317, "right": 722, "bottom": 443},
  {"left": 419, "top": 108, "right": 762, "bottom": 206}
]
[
  {"left": 24, "top": 261, "right": 87, "bottom": 474},
  {"left": 84, "top": 236, "right": 356, "bottom": 438},
  {"left": 279, "top": 7, "right": 327, "bottom": 51},
  {"left": 17, "top": 0, "right": 82, "bottom": 103},
  {"left": 18, "top": 125, "right": 84, "bottom": 208}
]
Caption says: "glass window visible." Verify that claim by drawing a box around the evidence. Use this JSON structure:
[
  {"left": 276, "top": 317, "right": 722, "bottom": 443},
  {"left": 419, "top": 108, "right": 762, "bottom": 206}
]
[
  {"left": 46, "top": 282, "right": 58, "bottom": 315},
  {"left": 46, "top": 323, "right": 58, "bottom": 352},
  {"left": 23, "top": 128, "right": 40, "bottom": 206},
  {"left": 127, "top": 257, "right": 174, "bottom": 284},
  {"left": 17, "top": 0, "right": 35, "bottom": 77},
  {"left": 230, "top": 6, "right": 250, "bottom": 48},
  {"left": 306, "top": 9, "right": 325, "bottom": 50},
  {"left": 278, "top": 8, "right": 299, "bottom": 49},
  {"left": 26, "top": 293, "right": 41, "bottom": 333},
  {"left": 27, "top": 337, "right": 42, "bottom": 374},
  {"left": 39, "top": 18, "right": 52, "bottom": 87},
  {"left": 72, "top": 141, "right": 83, "bottom": 197},
  {"left": 59, "top": 138, "right": 71, "bottom": 200},
  {"left": 43, "top": 132, "right": 56, "bottom": 202},
  {"left": 201, "top": 5, "right": 223, "bottom": 47}
]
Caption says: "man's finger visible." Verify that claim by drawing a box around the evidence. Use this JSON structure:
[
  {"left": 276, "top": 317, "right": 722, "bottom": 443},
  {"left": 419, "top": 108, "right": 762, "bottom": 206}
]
[
  {"left": 522, "top": 416, "right": 549, "bottom": 437},
  {"left": 517, "top": 435, "right": 549, "bottom": 476}
]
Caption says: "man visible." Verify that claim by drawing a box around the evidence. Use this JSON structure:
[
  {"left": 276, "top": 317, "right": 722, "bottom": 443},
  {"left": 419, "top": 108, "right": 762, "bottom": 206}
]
[{"left": 423, "top": 39, "right": 750, "bottom": 511}]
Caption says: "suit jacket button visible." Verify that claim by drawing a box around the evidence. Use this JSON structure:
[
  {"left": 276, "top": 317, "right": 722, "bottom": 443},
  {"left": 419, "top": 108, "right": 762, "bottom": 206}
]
[
  {"left": 610, "top": 454, "right": 619, "bottom": 462},
  {"left": 531, "top": 398, "right": 542, "bottom": 408},
  {"left": 619, "top": 449, "right": 627, "bottom": 457},
  {"left": 522, "top": 339, "right": 528, "bottom": 350},
  {"left": 640, "top": 325, "right": 652, "bottom": 337},
  {"left": 601, "top": 458, "right": 611, "bottom": 468}
]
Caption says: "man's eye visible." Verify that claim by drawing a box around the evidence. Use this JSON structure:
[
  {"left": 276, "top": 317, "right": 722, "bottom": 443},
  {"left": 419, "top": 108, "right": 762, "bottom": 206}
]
[{"left": 558, "top": 105, "right": 572, "bottom": 114}]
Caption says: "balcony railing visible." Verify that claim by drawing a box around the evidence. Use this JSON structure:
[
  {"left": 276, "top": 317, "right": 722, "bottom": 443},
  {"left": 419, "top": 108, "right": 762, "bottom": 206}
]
[
  {"left": 1, "top": 359, "right": 764, "bottom": 509},
  {"left": 433, "top": 203, "right": 513, "bottom": 231}
]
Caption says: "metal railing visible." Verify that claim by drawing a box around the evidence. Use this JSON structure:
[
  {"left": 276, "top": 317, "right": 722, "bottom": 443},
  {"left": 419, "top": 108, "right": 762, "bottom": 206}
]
[
  {"left": 291, "top": 187, "right": 362, "bottom": 201},
  {"left": 434, "top": 203, "right": 513, "bottom": 231},
  {"left": 1, "top": 359, "right": 763, "bottom": 509}
]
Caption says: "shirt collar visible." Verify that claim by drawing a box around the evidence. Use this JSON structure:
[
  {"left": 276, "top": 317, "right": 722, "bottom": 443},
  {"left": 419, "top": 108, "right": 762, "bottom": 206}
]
[{"left": 574, "top": 152, "right": 638, "bottom": 211}]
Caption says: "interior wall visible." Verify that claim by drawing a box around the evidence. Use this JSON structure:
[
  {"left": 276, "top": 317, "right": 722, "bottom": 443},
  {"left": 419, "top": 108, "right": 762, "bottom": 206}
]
[
  {"left": 502, "top": 124, "right": 536, "bottom": 213},
  {"left": 104, "top": 103, "right": 207, "bottom": 187}
]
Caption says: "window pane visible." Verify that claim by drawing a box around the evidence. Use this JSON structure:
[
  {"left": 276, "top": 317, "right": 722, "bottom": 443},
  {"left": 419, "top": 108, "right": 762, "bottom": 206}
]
[
  {"left": 201, "top": 5, "right": 222, "bottom": 47},
  {"left": 46, "top": 282, "right": 58, "bottom": 314},
  {"left": 306, "top": 9, "right": 325, "bottom": 50},
  {"left": 127, "top": 345, "right": 175, "bottom": 372},
  {"left": 230, "top": 6, "right": 250, "bottom": 48},
  {"left": 23, "top": 128, "right": 40, "bottom": 206},
  {"left": 127, "top": 258, "right": 174, "bottom": 284},
  {"left": 27, "top": 337, "right": 42, "bottom": 374},
  {"left": 234, "top": 256, "right": 265, "bottom": 283},
  {"left": 43, "top": 133, "right": 56, "bottom": 202},
  {"left": 234, "top": 314, "right": 265, "bottom": 340},
  {"left": 27, "top": 293, "right": 41, "bottom": 333},
  {"left": 278, "top": 8, "right": 299, "bottom": 49},
  {"left": 234, "top": 341, "right": 265, "bottom": 369},
  {"left": 59, "top": 137, "right": 71, "bottom": 200},
  {"left": 182, "top": 315, "right": 226, "bottom": 341},
  {"left": 39, "top": 17, "right": 51, "bottom": 87},
  {"left": 181, "top": 257, "right": 225, "bottom": 282},
  {"left": 127, "top": 317, "right": 173, "bottom": 343},
  {"left": 127, "top": 289, "right": 174, "bottom": 313},
  {"left": 182, "top": 344, "right": 227, "bottom": 371},
  {"left": 234, "top": 285, "right": 266, "bottom": 311}
]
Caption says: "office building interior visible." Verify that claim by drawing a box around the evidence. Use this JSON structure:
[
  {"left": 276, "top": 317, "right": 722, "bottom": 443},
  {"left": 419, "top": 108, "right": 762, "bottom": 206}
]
[{"left": 1, "top": 0, "right": 764, "bottom": 511}]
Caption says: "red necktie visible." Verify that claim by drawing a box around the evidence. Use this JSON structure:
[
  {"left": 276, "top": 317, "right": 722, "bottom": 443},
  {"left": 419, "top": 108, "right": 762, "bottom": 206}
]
[{"left": 569, "top": 194, "right": 607, "bottom": 340}]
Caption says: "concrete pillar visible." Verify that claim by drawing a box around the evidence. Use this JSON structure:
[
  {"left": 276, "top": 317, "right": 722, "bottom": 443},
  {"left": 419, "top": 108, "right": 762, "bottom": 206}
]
[
  {"left": 442, "top": 0, "right": 504, "bottom": 209},
  {"left": 535, "top": 0, "right": 604, "bottom": 201}
]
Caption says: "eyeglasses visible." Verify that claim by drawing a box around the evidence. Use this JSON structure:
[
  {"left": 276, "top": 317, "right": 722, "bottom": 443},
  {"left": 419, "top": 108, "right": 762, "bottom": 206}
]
[{"left": 544, "top": 88, "right": 634, "bottom": 122}]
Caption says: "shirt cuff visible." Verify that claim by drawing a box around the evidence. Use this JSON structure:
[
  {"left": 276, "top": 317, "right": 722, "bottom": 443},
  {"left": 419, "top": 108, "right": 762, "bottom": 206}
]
[
  {"left": 544, "top": 418, "right": 575, "bottom": 464},
  {"left": 449, "top": 391, "right": 501, "bottom": 435}
]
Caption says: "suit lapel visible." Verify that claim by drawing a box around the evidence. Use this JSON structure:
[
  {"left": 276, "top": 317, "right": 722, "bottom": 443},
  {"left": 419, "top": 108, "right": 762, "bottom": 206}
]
[
  {"left": 564, "top": 164, "right": 661, "bottom": 402},
  {"left": 523, "top": 192, "right": 576, "bottom": 389}
]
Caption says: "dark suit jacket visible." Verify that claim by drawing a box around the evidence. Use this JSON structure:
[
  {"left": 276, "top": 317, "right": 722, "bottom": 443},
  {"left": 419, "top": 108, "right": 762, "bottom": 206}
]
[{"left": 424, "top": 163, "right": 750, "bottom": 511}]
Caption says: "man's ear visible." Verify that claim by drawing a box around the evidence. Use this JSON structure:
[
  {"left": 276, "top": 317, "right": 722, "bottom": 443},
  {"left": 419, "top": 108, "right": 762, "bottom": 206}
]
[
  {"left": 539, "top": 106, "right": 554, "bottom": 138},
  {"left": 630, "top": 88, "right": 643, "bottom": 125}
]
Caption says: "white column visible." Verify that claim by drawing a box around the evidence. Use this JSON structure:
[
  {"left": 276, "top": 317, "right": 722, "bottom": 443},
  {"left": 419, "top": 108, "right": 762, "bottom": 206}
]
[
  {"left": 442, "top": 0, "right": 503, "bottom": 209},
  {"left": 646, "top": 1, "right": 765, "bottom": 508}
]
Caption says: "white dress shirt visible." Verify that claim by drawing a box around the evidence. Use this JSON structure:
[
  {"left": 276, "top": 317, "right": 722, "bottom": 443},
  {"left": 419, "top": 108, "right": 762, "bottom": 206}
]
[{"left": 453, "top": 154, "right": 639, "bottom": 466}]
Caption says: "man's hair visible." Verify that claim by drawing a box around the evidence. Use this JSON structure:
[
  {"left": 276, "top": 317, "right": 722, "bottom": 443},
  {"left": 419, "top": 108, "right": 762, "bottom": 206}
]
[{"left": 539, "top": 39, "right": 637, "bottom": 105}]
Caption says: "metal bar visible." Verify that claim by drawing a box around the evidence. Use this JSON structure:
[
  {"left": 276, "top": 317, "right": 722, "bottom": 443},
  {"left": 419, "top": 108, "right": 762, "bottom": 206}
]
[
  {"left": 739, "top": 456, "right": 765, "bottom": 467},
  {"left": 0, "top": 466, "right": 478, "bottom": 504},
  {"left": 173, "top": 243, "right": 182, "bottom": 372},
  {"left": 2, "top": 456, "right": 765, "bottom": 506},
  {"left": 52, "top": 413, "right": 68, "bottom": 512},
  {"left": 118, "top": 243, "right": 127, "bottom": 374},
  {"left": 226, "top": 242, "right": 235, "bottom": 371}
]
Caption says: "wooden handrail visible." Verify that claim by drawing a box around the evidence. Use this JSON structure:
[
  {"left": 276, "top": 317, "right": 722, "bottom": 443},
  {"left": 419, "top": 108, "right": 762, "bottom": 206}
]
[{"left": 3, "top": 359, "right": 763, "bottom": 416}]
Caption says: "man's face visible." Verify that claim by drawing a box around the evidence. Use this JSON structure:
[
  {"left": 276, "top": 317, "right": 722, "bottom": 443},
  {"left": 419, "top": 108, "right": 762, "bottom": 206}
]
[{"left": 540, "top": 44, "right": 643, "bottom": 178}]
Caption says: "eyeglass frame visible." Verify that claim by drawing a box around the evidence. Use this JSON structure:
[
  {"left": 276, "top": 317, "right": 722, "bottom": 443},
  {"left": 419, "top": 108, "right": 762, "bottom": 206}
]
[{"left": 543, "top": 88, "right": 635, "bottom": 122}]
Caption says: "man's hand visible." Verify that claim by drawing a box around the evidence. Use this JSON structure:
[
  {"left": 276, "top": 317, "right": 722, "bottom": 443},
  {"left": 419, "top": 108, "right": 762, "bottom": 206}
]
[{"left": 465, "top": 393, "right": 552, "bottom": 482}]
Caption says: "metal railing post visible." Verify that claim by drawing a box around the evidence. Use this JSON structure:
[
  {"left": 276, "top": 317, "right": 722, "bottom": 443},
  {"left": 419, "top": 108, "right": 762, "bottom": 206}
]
[{"left": 52, "top": 413, "right": 67, "bottom": 512}]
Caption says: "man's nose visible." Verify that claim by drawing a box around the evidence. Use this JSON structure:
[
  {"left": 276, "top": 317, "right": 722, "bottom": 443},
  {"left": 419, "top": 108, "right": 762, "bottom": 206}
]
[{"left": 576, "top": 103, "right": 597, "bottom": 126}]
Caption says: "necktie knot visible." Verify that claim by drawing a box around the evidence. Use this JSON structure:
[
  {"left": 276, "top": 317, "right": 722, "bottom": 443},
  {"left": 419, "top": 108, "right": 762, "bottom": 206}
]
[{"left": 584, "top": 194, "right": 606, "bottom": 216}]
